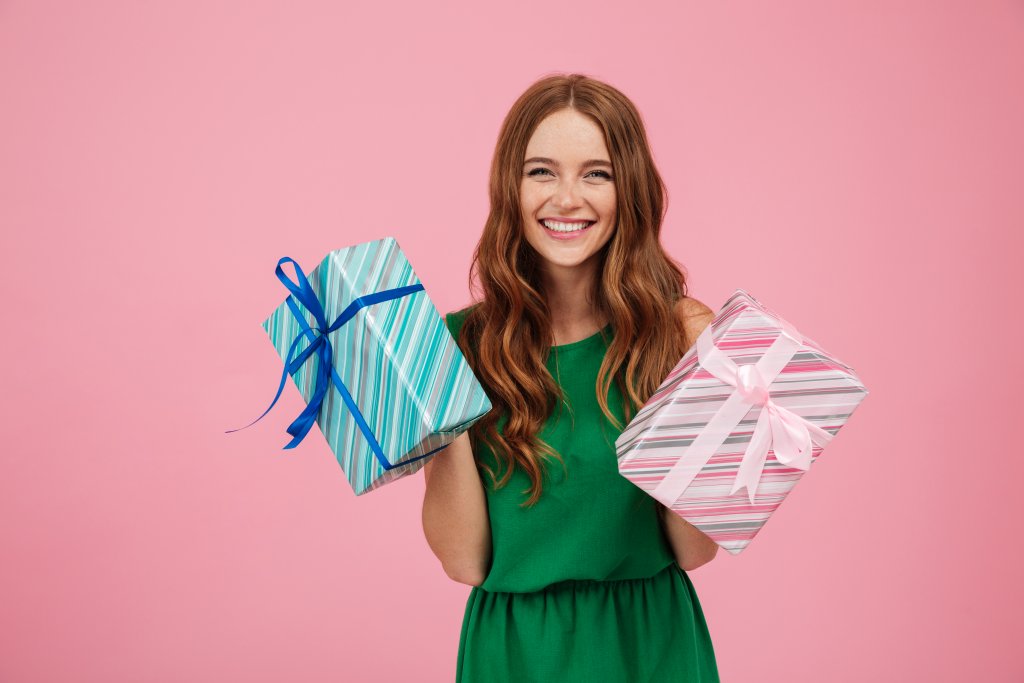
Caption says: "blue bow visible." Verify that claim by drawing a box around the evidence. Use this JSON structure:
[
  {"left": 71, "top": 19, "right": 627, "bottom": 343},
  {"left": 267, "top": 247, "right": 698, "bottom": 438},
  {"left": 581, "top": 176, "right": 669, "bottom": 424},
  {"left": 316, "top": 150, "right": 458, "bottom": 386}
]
[{"left": 227, "top": 256, "right": 445, "bottom": 471}]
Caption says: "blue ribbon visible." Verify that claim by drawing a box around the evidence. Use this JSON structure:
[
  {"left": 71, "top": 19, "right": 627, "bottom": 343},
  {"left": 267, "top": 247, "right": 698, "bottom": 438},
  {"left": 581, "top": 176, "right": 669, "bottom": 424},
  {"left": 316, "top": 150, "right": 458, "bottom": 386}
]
[{"left": 227, "top": 256, "right": 448, "bottom": 472}]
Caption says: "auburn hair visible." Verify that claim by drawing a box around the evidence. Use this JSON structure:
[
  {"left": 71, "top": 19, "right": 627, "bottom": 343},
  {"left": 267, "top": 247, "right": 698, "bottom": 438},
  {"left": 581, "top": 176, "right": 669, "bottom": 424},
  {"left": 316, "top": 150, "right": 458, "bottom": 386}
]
[{"left": 455, "top": 73, "right": 692, "bottom": 507}]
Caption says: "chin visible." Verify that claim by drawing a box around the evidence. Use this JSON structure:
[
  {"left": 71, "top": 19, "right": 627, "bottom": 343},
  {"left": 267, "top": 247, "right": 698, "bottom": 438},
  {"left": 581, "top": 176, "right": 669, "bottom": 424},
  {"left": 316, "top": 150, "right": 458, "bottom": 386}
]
[{"left": 535, "top": 246, "right": 603, "bottom": 272}]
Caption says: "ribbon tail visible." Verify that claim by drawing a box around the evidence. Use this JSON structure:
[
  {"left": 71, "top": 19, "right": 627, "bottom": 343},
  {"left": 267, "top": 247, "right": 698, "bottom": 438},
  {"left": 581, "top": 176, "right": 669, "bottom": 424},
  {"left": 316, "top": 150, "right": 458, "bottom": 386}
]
[
  {"left": 283, "top": 341, "right": 334, "bottom": 449},
  {"left": 730, "top": 407, "right": 773, "bottom": 505},
  {"left": 225, "top": 333, "right": 311, "bottom": 435},
  {"left": 769, "top": 404, "right": 815, "bottom": 471},
  {"left": 805, "top": 420, "right": 835, "bottom": 449}
]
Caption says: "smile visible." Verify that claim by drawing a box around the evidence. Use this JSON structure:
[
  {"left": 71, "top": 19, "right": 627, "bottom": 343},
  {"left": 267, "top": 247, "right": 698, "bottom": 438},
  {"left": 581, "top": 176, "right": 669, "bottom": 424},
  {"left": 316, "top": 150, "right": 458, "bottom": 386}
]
[{"left": 539, "top": 219, "right": 595, "bottom": 239}]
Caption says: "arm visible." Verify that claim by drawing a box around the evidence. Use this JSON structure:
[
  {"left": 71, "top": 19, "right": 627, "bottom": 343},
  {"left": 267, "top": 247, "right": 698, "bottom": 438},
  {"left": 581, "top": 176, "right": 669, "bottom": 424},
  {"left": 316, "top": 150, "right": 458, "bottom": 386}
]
[
  {"left": 422, "top": 428, "right": 493, "bottom": 586},
  {"left": 657, "top": 296, "right": 720, "bottom": 572},
  {"left": 657, "top": 502, "right": 719, "bottom": 571}
]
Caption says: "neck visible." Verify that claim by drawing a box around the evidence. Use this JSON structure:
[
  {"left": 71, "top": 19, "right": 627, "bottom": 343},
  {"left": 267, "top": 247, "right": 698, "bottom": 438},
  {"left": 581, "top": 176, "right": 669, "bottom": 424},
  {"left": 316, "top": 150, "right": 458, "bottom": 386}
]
[{"left": 540, "top": 259, "right": 606, "bottom": 343}]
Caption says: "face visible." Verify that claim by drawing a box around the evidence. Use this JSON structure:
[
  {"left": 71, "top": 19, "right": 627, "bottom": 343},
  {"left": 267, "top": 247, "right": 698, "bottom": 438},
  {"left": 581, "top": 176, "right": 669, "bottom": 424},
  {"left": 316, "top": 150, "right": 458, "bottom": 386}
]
[{"left": 519, "top": 108, "right": 617, "bottom": 279}]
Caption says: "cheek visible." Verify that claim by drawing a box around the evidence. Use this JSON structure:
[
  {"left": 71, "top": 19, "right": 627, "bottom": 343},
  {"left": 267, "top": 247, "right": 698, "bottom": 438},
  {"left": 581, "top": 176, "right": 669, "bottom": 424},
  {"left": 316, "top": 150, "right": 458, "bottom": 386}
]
[
  {"left": 600, "top": 190, "right": 617, "bottom": 216},
  {"left": 519, "top": 184, "right": 543, "bottom": 212}
]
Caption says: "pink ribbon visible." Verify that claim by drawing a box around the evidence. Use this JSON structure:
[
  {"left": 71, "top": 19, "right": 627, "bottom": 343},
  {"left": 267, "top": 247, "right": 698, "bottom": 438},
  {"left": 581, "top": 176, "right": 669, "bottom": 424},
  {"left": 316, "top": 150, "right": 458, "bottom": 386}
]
[{"left": 650, "top": 318, "right": 834, "bottom": 508}]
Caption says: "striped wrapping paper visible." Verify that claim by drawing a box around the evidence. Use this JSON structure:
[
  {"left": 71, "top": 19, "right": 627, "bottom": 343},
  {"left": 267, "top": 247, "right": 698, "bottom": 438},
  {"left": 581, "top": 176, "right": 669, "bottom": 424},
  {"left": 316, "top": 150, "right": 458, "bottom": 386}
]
[
  {"left": 616, "top": 289, "right": 868, "bottom": 554},
  {"left": 261, "top": 237, "right": 492, "bottom": 495}
]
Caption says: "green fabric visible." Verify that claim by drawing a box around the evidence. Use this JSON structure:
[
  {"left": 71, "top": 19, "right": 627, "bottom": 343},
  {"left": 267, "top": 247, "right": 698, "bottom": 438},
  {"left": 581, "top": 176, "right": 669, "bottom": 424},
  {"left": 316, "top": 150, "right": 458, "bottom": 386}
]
[{"left": 444, "top": 306, "right": 719, "bottom": 682}]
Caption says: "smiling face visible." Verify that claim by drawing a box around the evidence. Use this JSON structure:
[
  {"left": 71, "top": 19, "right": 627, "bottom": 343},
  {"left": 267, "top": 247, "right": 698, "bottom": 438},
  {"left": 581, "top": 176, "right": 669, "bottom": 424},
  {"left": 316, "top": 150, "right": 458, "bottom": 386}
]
[{"left": 519, "top": 108, "right": 617, "bottom": 283}]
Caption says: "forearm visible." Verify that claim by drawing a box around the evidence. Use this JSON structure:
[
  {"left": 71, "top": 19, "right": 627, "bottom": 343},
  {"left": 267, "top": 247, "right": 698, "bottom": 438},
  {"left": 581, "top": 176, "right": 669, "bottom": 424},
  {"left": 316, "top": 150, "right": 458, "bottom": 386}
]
[
  {"left": 422, "top": 432, "right": 492, "bottom": 585},
  {"left": 657, "top": 503, "right": 719, "bottom": 571}
]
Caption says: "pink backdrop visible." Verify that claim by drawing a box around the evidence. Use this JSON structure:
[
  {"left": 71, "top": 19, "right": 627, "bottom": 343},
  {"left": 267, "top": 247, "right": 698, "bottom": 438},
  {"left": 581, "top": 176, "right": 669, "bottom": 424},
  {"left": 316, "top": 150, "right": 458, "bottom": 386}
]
[{"left": 2, "top": 1, "right": 1021, "bottom": 680}]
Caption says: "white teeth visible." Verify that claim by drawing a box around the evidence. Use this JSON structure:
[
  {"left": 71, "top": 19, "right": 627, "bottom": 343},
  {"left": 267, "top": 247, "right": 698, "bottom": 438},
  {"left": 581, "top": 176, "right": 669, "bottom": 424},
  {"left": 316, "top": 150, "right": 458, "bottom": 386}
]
[{"left": 542, "top": 219, "right": 593, "bottom": 232}]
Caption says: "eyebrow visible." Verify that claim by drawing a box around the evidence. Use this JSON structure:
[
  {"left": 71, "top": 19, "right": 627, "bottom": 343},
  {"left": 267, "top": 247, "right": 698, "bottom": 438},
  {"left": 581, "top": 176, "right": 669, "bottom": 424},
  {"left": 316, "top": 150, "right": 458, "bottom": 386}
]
[{"left": 523, "top": 157, "right": 613, "bottom": 169}]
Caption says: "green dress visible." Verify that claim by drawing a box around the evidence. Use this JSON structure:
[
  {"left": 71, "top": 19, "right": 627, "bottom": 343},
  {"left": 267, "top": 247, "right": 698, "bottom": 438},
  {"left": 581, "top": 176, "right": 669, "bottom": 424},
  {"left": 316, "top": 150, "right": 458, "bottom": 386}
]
[{"left": 444, "top": 307, "right": 719, "bottom": 683}]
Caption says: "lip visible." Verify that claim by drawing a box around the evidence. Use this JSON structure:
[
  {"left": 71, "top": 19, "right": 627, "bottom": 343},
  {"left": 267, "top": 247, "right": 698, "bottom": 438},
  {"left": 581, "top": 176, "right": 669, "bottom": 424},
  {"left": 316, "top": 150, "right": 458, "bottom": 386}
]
[{"left": 540, "top": 216, "right": 597, "bottom": 223}]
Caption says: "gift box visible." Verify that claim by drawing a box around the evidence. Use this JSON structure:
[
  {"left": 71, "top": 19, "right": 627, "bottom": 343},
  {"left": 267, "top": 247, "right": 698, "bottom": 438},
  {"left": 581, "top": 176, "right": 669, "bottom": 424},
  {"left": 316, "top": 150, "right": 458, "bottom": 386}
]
[
  {"left": 616, "top": 289, "right": 868, "bottom": 554},
  {"left": 232, "top": 236, "right": 492, "bottom": 495}
]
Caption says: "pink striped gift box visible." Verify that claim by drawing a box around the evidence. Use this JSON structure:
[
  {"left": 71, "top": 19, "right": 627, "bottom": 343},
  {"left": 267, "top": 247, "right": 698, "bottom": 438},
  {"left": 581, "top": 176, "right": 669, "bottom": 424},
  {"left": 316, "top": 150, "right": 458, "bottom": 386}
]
[{"left": 615, "top": 289, "right": 868, "bottom": 555}]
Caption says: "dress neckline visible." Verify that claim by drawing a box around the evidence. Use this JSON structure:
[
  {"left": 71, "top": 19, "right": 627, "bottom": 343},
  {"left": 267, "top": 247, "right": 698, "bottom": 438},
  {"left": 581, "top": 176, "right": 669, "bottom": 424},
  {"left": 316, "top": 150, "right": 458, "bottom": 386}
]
[{"left": 550, "top": 322, "right": 614, "bottom": 351}]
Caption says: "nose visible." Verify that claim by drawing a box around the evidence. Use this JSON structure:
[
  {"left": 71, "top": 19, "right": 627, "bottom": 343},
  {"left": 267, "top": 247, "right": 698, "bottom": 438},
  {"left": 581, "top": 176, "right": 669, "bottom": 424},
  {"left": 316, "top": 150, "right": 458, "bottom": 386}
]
[{"left": 551, "top": 176, "right": 583, "bottom": 209}]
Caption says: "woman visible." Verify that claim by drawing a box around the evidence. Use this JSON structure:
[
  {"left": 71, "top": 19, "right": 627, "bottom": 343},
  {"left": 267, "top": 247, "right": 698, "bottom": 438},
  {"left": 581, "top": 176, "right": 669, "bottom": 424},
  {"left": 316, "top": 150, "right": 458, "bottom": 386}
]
[{"left": 422, "top": 73, "right": 721, "bottom": 682}]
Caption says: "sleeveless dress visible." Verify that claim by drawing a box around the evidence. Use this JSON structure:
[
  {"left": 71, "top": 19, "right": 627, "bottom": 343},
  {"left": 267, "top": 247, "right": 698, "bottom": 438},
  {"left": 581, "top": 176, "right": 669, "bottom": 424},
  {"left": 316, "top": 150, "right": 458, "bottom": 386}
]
[{"left": 444, "top": 307, "right": 720, "bottom": 683}]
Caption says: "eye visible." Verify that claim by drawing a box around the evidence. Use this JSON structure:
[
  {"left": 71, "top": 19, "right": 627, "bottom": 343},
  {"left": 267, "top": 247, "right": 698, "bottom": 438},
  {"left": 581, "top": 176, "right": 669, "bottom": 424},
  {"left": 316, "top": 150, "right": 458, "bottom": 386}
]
[{"left": 526, "top": 168, "right": 613, "bottom": 180}]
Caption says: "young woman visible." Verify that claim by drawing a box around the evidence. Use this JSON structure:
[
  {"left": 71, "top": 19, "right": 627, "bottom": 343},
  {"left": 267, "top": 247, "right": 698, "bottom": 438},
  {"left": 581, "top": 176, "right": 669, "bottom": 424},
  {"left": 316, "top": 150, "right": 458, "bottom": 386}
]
[{"left": 422, "top": 73, "right": 721, "bottom": 682}]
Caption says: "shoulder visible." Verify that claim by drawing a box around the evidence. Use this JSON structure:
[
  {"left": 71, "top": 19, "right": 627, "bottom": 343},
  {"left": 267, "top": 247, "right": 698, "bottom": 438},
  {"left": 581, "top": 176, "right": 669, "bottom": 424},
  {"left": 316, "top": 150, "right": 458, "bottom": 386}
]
[
  {"left": 443, "top": 303, "right": 479, "bottom": 339},
  {"left": 673, "top": 296, "right": 715, "bottom": 346}
]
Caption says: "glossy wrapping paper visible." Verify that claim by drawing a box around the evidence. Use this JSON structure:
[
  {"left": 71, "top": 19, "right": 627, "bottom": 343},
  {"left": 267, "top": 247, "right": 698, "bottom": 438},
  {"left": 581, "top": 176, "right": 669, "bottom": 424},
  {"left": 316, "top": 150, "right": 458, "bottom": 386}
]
[
  {"left": 260, "top": 237, "right": 492, "bottom": 495},
  {"left": 616, "top": 290, "right": 868, "bottom": 554}
]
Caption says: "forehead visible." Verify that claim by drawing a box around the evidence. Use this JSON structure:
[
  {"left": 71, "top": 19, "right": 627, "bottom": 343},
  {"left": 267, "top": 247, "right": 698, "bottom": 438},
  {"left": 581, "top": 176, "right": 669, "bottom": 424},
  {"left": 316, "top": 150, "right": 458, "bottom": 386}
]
[{"left": 524, "top": 109, "right": 609, "bottom": 160}]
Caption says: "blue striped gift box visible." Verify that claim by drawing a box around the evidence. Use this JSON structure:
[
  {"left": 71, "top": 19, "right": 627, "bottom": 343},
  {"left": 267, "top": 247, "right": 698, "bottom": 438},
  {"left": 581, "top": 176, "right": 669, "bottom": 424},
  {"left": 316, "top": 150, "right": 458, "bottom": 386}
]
[{"left": 261, "top": 237, "right": 491, "bottom": 495}]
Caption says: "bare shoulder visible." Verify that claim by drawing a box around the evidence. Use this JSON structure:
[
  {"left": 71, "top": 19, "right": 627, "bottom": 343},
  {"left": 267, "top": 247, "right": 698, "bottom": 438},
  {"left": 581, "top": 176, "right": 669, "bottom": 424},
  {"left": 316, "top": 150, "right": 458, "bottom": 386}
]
[
  {"left": 674, "top": 295, "right": 713, "bottom": 319},
  {"left": 674, "top": 296, "right": 715, "bottom": 347}
]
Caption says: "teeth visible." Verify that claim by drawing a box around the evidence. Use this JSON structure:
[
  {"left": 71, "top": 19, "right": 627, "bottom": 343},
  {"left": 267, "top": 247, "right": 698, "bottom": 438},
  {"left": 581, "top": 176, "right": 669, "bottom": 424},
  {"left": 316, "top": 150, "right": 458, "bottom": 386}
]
[{"left": 542, "top": 219, "right": 593, "bottom": 232}]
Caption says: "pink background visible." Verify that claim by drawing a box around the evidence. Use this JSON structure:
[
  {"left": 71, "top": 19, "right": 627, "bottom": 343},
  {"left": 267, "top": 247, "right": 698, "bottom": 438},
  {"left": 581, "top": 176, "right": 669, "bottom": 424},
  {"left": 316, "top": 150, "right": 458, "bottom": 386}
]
[{"left": 2, "top": 1, "right": 1021, "bottom": 680}]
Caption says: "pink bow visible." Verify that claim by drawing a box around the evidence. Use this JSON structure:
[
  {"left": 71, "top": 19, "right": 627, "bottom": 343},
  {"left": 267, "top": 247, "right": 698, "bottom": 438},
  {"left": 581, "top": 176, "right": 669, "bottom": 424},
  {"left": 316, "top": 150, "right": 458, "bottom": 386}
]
[{"left": 650, "top": 319, "right": 834, "bottom": 507}]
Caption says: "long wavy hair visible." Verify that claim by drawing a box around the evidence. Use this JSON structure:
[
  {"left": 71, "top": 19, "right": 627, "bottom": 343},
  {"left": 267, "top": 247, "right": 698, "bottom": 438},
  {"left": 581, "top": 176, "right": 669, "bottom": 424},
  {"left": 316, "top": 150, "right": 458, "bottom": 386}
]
[{"left": 456, "top": 73, "right": 692, "bottom": 507}]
